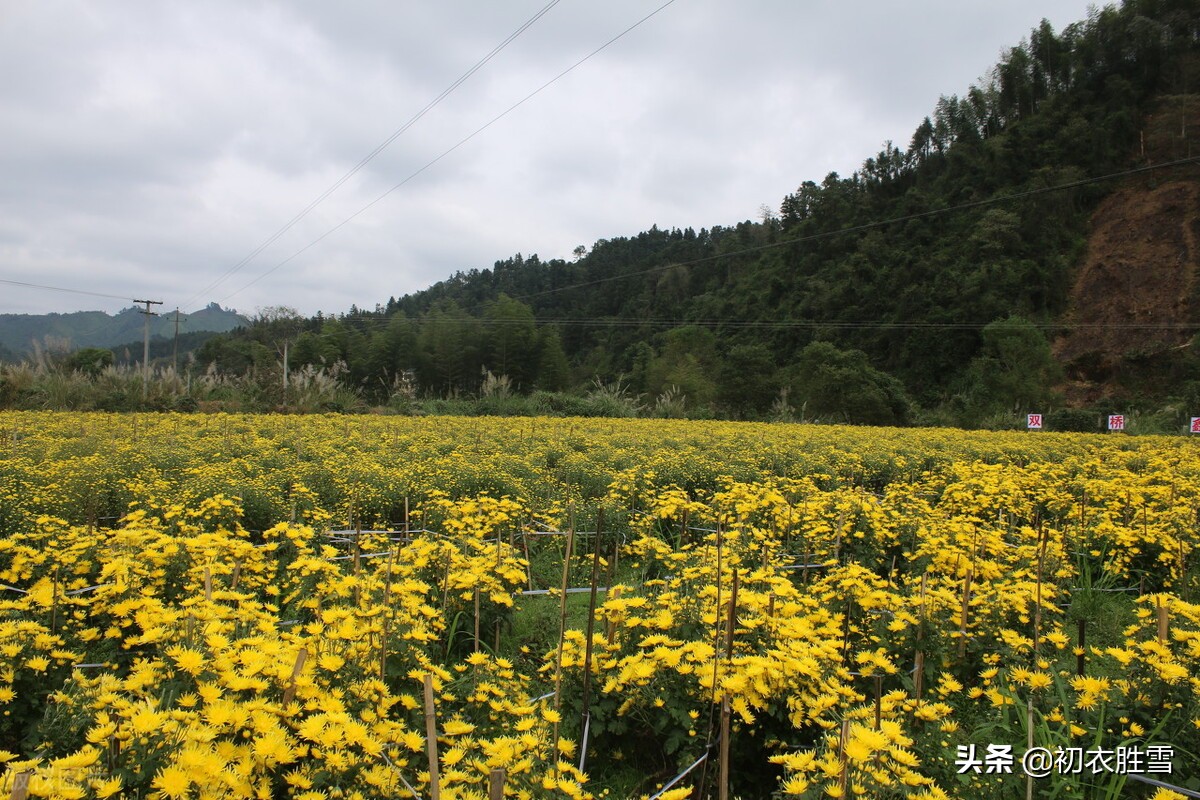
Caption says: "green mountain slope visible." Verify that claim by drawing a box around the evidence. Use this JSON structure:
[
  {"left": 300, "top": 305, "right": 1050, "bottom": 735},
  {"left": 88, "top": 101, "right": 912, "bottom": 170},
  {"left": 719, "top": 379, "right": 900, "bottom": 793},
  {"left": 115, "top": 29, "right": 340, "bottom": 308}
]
[{"left": 198, "top": 0, "right": 1200, "bottom": 423}]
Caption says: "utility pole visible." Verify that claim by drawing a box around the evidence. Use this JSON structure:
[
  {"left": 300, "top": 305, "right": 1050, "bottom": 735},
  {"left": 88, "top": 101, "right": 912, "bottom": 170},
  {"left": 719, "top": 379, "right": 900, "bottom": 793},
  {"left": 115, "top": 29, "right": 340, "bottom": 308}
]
[
  {"left": 172, "top": 308, "right": 180, "bottom": 373},
  {"left": 133, "top": 298, "right": 163, "bottom": 399}
]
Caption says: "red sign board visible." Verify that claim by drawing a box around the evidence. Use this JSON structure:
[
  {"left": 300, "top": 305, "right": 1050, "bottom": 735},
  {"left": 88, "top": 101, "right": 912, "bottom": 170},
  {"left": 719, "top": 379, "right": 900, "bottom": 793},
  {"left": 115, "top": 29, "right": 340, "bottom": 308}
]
[
  {"left": 1190, "top": 417, "right": 1200, "bottom": 434},
  {"left": 1027, "top": 414, "right": 1043, "bottom": 430},
  {"left": 1108, "top": 414, "right": 1125, "bottom": 431}
]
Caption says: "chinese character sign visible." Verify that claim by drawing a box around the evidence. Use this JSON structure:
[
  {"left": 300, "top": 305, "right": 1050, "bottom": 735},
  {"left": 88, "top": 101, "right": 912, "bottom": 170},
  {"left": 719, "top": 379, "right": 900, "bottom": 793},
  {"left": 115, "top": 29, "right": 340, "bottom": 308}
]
[
  {"left": 1027, "top": 414, "right": 1043, "bottom": 430},
  {"left": 1108, "top": 414, "right": 1125, "bottom": 431},
  {"left": 1191, "top": 417, "right": 1200, "bottom": 434},
  {"left": 954, "top": 744, "right": 1173, "bottom": 777}
]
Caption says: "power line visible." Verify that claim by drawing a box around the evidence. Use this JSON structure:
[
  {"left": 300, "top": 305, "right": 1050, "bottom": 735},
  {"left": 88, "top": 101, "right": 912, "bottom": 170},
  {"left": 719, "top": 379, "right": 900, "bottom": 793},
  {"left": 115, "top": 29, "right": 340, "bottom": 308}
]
[
  {"left": 178, "top": 0, "right": 566, "bottom": 312},
  {"left": 0, "top": 278, "right": 139, "bottom": 304},
  {"left": 210, "top": 0, "right": 680, "bottom": 310}
]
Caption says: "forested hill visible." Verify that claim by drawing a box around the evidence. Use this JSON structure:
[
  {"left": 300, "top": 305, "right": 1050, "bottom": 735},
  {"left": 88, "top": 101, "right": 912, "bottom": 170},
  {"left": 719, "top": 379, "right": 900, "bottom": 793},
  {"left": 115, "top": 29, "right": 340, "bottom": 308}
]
[
  {"left": 0, "top": 304, "right": 247, "bottom": 361},
  {"left": 199, "top": 1, "right": 1200, "bottom": 425}
]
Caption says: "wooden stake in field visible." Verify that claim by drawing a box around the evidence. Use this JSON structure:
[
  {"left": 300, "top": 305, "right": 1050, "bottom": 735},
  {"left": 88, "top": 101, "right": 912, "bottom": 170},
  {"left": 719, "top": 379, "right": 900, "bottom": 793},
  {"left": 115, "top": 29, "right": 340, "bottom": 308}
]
[
  {"left": 1157, "top": 597, "right": 1169, "bottom": 646},
  {"left": 698, "top": 518, "right": 726, "bottom": 797},
  {"left": 521, "top": 522, "right": 534, "bottom": 592},
  {"left": 874, "top": 675, "right": 883, "bottom": 730},
  {"left": 488, "top": 768, "right": 505, "bottom": 800},
  {"left": 353, "top": 517, "right": 362, "bottom": 607},
  {"left": 9, "top": 770, "right": 31, "bottom": 800},
  {"left": 832, "top": 507, "right": 848, "bottom": 563},
  {"left": 551, "top": 501, "right": 576, "bottom": 773},
  {"left": 913, "top": 573, "right": 927, "bottom": 699},
  {"left": 726, "top": 569, "right": 740, "bottom": 658},
  {"left": 1025, "top": 694, "right": 1035, "bottom": 800},
  {"left": 841, "top": 596, "right": 853, "bottom": 658},
  {"left": 282, "top": 649, "right": 307, "bottom": 706},
  {"left": 579, "top": 509, "right": 604, "bottom": 775},
  {"left": 1076, "top": 618, "right": 1087, "bottom": 676},
  {"left": 957, "top": 570, "right": 973, "bottom": 660},
  {"left": 802, "top": 538, "right": 811, "bottom": 585},
  {"left": 606, "top": 586, "right": 620, "bottom": 645},
  {"left": 107, "top": 734, "right": 119, "bottom": 773},
  {"left": 718, "top": 568, "right": 739, "bottom": 800},
  {"left": 423, "top": 674, "right": 441, "bottom": 800},
  {"left": 719, "top": 696, "right": 732, "bottom": 800},
  {"left": 837, "top": 718, "right": 850, "bottom": 797},
  {"left": 1032, "top": 525, "right": 1046, "bottom": 656},
  {"left": 50, "top": 566, "right": 59, "bottom": 634},
  {"left": 380, "top": 548, "right": 395, "bottom": 681}
]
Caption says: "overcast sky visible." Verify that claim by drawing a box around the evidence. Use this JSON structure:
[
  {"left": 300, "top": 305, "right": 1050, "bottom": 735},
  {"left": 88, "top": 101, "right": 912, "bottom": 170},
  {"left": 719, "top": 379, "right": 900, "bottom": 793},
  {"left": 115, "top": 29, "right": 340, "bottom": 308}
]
[{"left": 1, "top": 0, "right": 1098, "bottom": 318}]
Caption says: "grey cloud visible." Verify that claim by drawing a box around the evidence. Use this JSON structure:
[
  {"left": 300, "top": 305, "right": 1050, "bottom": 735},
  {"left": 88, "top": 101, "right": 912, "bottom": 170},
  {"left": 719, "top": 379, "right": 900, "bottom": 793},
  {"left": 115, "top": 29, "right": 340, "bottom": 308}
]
[{"left": 0, "top": 1, "right": 1096, "bottom": 317}]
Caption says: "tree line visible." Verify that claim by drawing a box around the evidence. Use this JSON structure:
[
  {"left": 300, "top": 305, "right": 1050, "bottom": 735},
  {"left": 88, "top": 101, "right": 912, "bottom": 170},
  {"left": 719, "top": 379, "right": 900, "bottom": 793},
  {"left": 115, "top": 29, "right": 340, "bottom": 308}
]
[{"left": 129, "top": 1, "right": 1200, "bottom": 424}]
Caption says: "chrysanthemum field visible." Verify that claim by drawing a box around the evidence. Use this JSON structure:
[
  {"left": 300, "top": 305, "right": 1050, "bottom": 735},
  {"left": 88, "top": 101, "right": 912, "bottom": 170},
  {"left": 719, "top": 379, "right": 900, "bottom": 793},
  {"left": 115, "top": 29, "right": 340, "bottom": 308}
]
[{"left": 0, "top": 411, "right": 1198, "bottom": 799}]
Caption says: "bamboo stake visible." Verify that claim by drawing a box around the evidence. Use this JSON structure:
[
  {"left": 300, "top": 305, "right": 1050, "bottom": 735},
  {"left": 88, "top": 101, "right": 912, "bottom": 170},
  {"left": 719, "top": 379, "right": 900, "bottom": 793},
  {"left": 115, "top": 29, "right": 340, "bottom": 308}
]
[
  {"left": 841, "top": 598, "right": 853, "bottom": 658},
  {"left": 551, "top": 502, "right": 576, "bottom": 771},
  {"left": 1157, "top": 598, "right": 1169, "bottom": 646},
  {"left": 423, "top": 674, "right": 441, "bottom": 800},
  {"left": 1026, "top": 695, "right": 1035, "bottom": 800},
  {"left": 381, "top": 548, "right": 394, "bottom": 681},
  {"left": 711, "top": 518, "right": 725, "bottom": 691},
  {"left": 698, "top": 519, "right": 725, "bottom": 795},
  {"left": 725, "top": 569, "right": 740, "bottom": 659},
  {"left": 719, "top": 696, "right": 732, "bottom": 800},
  {"left": 802, "top": 539, "right": 811, "bottom": 584},
  {"left": 354, "top": 517, "right": 362, "bottom": 607},
  {"left": 474, "top": 587, "right": 481, "bottom": 655},
  {"left": 606, "top": 586, "right": 620, "bottom": 645},
  {"left": 282, "top": 649, "right": 307, "bottom": 706},
  {"left": 833, "top": 507, "right": 848, "bottom": 562},
  {"left": 230, "top": 559, "right": 243, "bottom": 591},
  {"left": 874, "top": 675, "right": 883, "bottom": 730},
  {"left": 913, "top": 573, "right": 928, "bottom": 697},
  {"left": 1076, "top": 619, "right": 1086, "bottom": 677},
  {"left": 521, "top": 525, "right": 534, "bottom": 591},
  {"left": 579, "top": 509, "right": 604, "bottom": 775},
  {"left": 837, "top": 718, "right": 850, "bottom": 796},
  {"left": 609, "top": 525, "right": 619, "bottom": 579},
  {"left": 1080, "top": 489, "right": 1086, "bottom": 533},
  {"left": 50, "top": 566, "right": 59, "bottom": 634},
  {"left": 957, "top": 570, "right": 973, "bottom": 660},
  {"left": 566, "top": 503, "right": 576, "bottom": 561},
  {"left": 204, "top": 567, "right": 212, "bottom": 601},
  {"left": 1033, "top": 525, "right": 1046, "bottom": 656}
]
